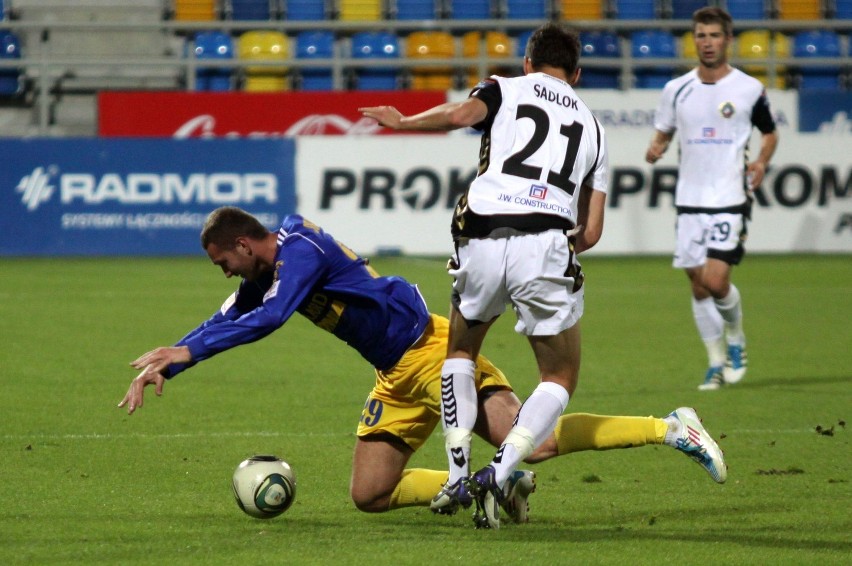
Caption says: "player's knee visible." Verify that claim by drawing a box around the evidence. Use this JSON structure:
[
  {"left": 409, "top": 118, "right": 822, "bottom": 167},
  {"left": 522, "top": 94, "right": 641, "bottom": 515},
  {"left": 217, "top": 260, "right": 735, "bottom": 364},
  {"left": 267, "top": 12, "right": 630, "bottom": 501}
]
[{"left": 350, "top": 487, "right": 391, "bottom": 513}]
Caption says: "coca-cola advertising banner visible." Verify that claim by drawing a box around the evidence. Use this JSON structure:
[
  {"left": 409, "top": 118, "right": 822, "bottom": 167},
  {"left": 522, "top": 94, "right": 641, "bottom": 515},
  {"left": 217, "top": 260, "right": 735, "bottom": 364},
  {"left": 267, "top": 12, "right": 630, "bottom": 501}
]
[{"left": 98, "top": 91, "right": 447, "bottom": 138}]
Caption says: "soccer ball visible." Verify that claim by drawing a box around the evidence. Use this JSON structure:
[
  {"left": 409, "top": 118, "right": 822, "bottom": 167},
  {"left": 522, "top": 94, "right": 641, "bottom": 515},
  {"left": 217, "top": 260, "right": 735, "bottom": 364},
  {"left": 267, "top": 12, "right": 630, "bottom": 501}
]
[{"left": 232, "top": 455, "right": 296, "bottom": 519}]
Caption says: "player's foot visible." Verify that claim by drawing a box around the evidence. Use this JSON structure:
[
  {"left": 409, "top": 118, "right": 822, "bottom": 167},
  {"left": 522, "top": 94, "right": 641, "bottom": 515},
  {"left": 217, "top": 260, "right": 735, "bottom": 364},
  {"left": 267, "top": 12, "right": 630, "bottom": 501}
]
[
  {"left": 469, "top": 465, "right": 504, "bottom": 529},
  {"left": 724, "top": 344, "right": 747, "bottom": 384},
  {"left": 667, "top": 407, "right": 727, "bottom": 484},
  {"left": 430, "top": 477, "right": 473, "bottom": 515},
  {"left": 698, "top": 366, "right": 724, "bottom": 391},
  {"left": 500, "top": 470, "right": 536, "bottom": 524}
]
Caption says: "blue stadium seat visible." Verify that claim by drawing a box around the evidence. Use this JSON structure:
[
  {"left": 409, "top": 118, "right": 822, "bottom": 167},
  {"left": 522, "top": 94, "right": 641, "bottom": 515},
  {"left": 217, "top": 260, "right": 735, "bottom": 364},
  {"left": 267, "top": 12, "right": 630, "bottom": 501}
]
[
  {"left": 505, "top": 0, "right": 547, "bottom": 19},
  {"left": 614, "top": 0, "right": 656, "bottom": 19},
  {"left": 352, "top": 31, "right": 400, "bottom": 90},
  {"left": 671, "top": 0, "right": 709, "bottom": 19},
  {"left": 192, "top": 31, "right": 234, "bottom": 91},
  {"left": 836, "top": 0, "right": 852, "bottom": 18},
  {"left": 394, "top": 0, "right": 438, "bottom": 19},
  {"left": 0, "top": 29, "right": 21, "bottom": 95},
  {"left": 631, "top": 30, "right": 676, "bottom": 88},
  {"left": 296, "top": 30, "right": 334, "bottom": 90},
  {"left": 725, "top": 0, "right": 766, "bottom": 20},
  {"left": 794, "top": 30, "right": 843, "bottom": 90},
  {"left": 579, "top": 31, "right": 621, "bottom": 89},
  {"left": 230, "top": 0, "right": 275, "bottom": 20},
  {"left": 285, "top": 0, "right": 326, "bottom": 20},
  {"left": 515, "top": 30, "right": 534, "bottom": 57},
  {"left": 448, "top": 0, "right": 492, "bottom": 19}
]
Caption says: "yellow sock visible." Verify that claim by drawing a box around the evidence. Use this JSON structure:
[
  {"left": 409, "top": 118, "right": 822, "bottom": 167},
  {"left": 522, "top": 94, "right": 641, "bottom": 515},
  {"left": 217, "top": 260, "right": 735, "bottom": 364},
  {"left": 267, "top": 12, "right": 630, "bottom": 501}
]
[
  {"left": 388, "top": 469, "right": 448, "bottom": 509},
  {"left": 554, "top": 413, "right": 668, "bottom": 455}
]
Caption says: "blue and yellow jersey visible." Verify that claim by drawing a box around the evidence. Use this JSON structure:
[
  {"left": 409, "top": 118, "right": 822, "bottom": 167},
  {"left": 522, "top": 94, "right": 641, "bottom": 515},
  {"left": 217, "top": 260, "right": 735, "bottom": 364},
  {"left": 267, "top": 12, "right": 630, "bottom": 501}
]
[{"left": 165, "top": 215, "right": 431, "bottom": 377}]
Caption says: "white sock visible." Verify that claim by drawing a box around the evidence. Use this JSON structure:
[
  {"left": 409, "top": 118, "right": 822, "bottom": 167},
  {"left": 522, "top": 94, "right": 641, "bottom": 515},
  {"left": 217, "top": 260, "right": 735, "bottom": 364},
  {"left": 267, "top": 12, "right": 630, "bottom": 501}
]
[
  {"left": 714, "top": 284, "right": 745, "bottom": 345},
  {"left": 440, "top": 358, "right": 477, "bottom": 484},
  {"left": 692, "top": 296, "right": 726, "bottom": 368},
  {"left": 491, "top": 382, "right": 569, "bottom": 486}
]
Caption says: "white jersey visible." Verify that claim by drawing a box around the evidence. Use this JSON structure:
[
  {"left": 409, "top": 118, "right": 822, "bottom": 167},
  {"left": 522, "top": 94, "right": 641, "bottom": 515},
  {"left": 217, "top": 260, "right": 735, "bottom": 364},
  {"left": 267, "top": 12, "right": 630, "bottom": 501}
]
[
  {"left": 654, "top": 67, "right": 776, "bottom": 210},
  {"left": 462, "top": 73, "right": 607, "bottom": 233}
]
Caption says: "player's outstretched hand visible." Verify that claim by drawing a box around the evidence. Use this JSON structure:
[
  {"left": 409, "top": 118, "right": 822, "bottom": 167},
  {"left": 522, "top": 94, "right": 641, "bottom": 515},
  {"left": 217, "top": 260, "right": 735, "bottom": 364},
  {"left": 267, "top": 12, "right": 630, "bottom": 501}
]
[
  {"left": 118, "top": 364, "right": 165, "bottom": 415},
  {"left": 359, "top": 105, "right": 403, "bottom": 130}
]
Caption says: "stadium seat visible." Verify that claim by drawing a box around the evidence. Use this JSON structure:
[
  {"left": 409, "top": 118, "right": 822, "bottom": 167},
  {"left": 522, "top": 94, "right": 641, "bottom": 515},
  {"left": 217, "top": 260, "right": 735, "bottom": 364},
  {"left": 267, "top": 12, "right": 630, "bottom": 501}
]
[
  {"left": 0, "top": 30, "right": 21, "bottom": 96},
  {"left": 835, "top": 0, "right": 852, "bottom": 18},
  {"left": 406, "top": 31, "right": 454, "bottom": 90},
  {"left": 351, "top": 31, "right": 400, "bottom": 90},
  {"left": 614, "top": 0, "right": 656, "bottom": 19},
  {"left": 285, "top": 0, "right": 327, "bottom": 19},
  {"left": 394, "top": 0, "right": 439, "bottom": 19},
  {"left": 559, "top": 0, "right": 604, "bottom": 19},
  {"left": 339, "top": 0, "right": 382, "bottom": 21},
  {"left": 193, "top": 31, "right": 234, "bottom": 91},
  {"left": 723, "top": 0, "right": 765, "bottom": 20},
  {"left": 793, "top": 30, "right": 842, "bottom": 90},
  {"left": 296, "top": 30, "right": 334, "bottom": 90},
  {"left": 579, "top": 31, "right": 621, "bottom": 89},
  {"left": 777, "top": 0, "right": 821, "bottom": 19},
  {"left": 174, "top": 0, "right": 217, "bottom": 21},
  {"left": 0, "top": 0, "right": 6, "bottom": 21},
  {"left": 631, "top": 30, "right": 676, "bottom": 88},
  {"left": 505, "top": 0, "right": 548, "bottom": 19},
  {"left": 448, "top": 0, "right": 492, "bottom": 19},
  {"left": 737, "top": 29, "right": 789, "bottom": 89},
  {"left": 462, "top": 31, "right": 511, "bottom": 88},
  {"left": 671, "top": 0, "right": 710, "bottom": 19},
  {"left": 238, "top": 30, "right": 289, "bottom": 91},
  {"left": 230, "top": 0, "right": 276, "bottom": 20}
]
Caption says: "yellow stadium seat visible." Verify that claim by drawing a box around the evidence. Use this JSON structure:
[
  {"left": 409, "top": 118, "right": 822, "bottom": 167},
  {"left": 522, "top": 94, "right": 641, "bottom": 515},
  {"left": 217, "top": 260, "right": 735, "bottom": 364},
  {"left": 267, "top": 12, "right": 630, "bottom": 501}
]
[
  {"left": 777, "top": 0, "right": 821, "bottom": 20},
  {"left": 406, "top": 31, "right": 454, "bottom": 91},
  {"left": 737, "top": 30, "right": 789, "bottom": 89},
  {"left": 462, "top": 31, "right": 512, "bottom": 88},
  {"left": 339, "top": 0, "right": 382, "bottom": 21},
  {"left": 238, "top": 31, "right": 290, "bottom": 92},
  {"left": 173, "top": 0, "right": 217, "bottom": 21},
  {"left": 559, "top": 0, "right": 604, "bottom": 20}
]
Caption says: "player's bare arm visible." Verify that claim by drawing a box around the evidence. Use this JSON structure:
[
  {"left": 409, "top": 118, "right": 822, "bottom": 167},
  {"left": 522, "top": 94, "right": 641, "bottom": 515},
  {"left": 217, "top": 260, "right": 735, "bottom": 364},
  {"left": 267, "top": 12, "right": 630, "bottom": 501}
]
[
  {"left": 360, "top": 98, "right": 488, "bottom": 131},
  {"left": 746, "top": 129, "right": 779, "bottom": 189},
  {"left": 645, "top": 130, "right": 674, "bottom": 164},
  {"left": 574, "top": 186, "right": 606, "bottom": 253}
]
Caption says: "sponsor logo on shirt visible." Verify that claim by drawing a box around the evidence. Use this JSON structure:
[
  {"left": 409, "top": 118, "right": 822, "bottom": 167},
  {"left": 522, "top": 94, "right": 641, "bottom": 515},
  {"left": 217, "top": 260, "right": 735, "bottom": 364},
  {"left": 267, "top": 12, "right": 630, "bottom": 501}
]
[
  {"left": 529, "top": 184, "right": 548, "bottom": 200},
  {"left": 703, "top": 127, "right": 715, "bottom": 138}
]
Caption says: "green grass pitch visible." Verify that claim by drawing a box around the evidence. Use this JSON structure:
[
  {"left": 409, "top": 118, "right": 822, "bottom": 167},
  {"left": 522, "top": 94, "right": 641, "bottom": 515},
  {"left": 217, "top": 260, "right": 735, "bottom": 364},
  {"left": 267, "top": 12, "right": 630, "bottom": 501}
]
[{"left": 0, "top": 254, "right": 849, "bottom": 565}]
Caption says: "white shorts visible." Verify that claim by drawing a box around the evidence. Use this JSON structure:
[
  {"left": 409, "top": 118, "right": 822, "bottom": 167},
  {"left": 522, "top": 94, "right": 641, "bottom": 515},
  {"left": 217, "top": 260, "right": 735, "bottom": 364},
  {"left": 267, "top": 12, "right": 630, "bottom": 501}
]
[
  {"left": 449, "top": 228, "right": 584, "bottom": 336},
  {"left": 673, "top": 212, "right": 747, "bottom": 269}
]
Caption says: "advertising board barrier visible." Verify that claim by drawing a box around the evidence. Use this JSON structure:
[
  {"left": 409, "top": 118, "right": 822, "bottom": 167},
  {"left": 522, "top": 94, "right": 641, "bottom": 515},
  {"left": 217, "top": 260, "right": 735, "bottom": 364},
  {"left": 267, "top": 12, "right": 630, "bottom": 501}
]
[
  {"left": 0, "top": 139, "right": 295, "bottom": 256},
  {"left": 296, "top": 88, "right": 850, "bottom": 256},
  {"left": 97, "top": 91, "right": 447, "bottom": 138}
]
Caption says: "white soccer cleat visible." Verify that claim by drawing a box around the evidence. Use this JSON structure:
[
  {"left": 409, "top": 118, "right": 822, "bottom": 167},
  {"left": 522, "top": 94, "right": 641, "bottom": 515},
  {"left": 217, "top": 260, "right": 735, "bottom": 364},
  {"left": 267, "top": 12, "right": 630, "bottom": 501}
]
[
  {"left": 500, "top": 470, "right": 536, "bottom": 524},
  {"left": 698, "top": 366, "right": 724, "bottom": 391},
  {"left": 669, "top": 407, "right": 728, "bottom": 483},
  {"left": 723, "top": 344, "right": 747, "bottom": 384}
]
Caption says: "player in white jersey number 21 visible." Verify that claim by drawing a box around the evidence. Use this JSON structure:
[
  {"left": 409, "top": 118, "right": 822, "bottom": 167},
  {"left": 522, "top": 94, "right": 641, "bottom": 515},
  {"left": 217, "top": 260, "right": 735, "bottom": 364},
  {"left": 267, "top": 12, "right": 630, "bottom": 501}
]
[{"left": 360, "top": 23, "right": 608, "bottom": 529}]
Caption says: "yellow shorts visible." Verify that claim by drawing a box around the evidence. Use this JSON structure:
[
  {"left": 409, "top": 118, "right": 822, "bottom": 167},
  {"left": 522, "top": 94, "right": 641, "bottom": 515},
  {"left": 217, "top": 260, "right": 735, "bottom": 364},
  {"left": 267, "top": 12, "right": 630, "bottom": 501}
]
[{"left": 356, "top": 314, "right": 512, "bottom": 451}]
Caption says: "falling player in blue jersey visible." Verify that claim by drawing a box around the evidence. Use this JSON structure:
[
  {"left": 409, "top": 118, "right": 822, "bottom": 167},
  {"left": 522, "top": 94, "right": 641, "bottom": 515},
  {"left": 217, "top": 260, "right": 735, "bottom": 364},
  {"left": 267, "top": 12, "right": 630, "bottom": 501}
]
[{"left": 119, "top": 206, "right": 726, "bottom": 523}]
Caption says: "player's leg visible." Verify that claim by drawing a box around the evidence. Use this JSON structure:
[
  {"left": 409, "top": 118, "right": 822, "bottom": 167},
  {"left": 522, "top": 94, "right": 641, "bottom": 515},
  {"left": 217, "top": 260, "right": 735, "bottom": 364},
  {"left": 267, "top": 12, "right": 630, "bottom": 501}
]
[
  {"left": 704, "top": 213, "right": 748, "bottom": 383},
  {"left": 676, "top": 214, "right": 726, "bottom": 390},
  {"left": 351, "top": 434, "right": 447, "bottom": 512}
]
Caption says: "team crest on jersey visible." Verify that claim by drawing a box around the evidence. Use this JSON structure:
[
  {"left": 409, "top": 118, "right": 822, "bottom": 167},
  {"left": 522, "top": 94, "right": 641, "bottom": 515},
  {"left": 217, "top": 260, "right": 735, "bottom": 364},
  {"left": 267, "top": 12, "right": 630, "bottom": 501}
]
[
  {"left": 719, "top": 101, "right": 735, "bottom": 118},
  {"left": 273, "top": 260, "right": 284, "bottom": 282}
]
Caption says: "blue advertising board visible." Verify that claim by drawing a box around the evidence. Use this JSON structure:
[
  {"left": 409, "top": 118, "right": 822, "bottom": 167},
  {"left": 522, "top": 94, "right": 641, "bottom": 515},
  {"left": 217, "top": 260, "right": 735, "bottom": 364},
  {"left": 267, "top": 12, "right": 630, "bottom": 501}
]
[
  {"left": 798, "top": 91, "right": 852, "bottom": 133},
  {"left": 0, "top": 138, "right": 296, "bottom": 256}
]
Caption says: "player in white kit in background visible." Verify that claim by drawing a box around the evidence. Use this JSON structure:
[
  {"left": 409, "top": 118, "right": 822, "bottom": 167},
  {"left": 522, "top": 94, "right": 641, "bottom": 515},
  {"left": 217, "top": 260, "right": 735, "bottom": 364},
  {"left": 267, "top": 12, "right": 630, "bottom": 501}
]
[
  {"left": 645, "top": 7, "right": 779, "bottom": 391},
  {"left": 360, "top": 23, "right": 608, "bottom": 528}
]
